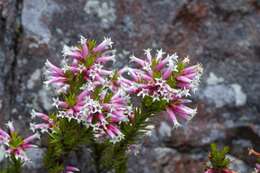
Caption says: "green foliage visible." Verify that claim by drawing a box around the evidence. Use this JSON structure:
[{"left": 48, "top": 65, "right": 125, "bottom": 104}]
[
  {"left": 92, "top": 86, "right": 103, "bottom": 100},
  {"left": 87, "top": 39, "right": 97, "bottom": 50},
  {"left": 177, "top": 62, "right": 185, "bottom": 72},
  {"left": 65, "top": 72, "right": 85, "bottom": 96},
  {"left": 166, "top": 61, "right": 185, "bottom": 88},
  {"left": 0, "top": 155, "right": 23, "bottom": 173},
  {"left": 84, "top": 55, "right": 96, "bottom": 68},
  {"left": 9, "top": 132, "right": 23, "bottom": 149},
  {"left": 257, "top": 157, "right": 260, "bottom": 163},
  {"left": 94, "top": 96, "right": 168, "bottom": 173},
  {"left": 44, "top": 118, "right": 92, "bottom": 173},
  {"left": 166, "top": 74, "right": 176, "bottom": 88},
  {"left": 209, "top": 143, "right": 230, "bottom": 169},
  {"left": 103, "top": 90, "right": 113, "bottom": 103}
]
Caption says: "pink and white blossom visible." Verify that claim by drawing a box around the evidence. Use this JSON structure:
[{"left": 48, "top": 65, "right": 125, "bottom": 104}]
[
  {"left": 0, "top": 121, "right": 39, "bottom": 162},
  {"left": 119, "top": 49, "right": 202, "bottom": 127},
  {"left": 63, "top": 165, "right": 80, "bottom": 173},
  {"left": 30, "top": 110, "right": 54, "bottom": 133}
]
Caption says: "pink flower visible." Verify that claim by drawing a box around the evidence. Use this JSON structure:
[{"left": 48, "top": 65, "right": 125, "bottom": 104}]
[
  {"left": 256, "top": 163, "right": 260, "bottom": 170},
  {"left": 30, "top": 110, "right": 54, "bottom": 133},
  {"left": 44, "top": 60, "right": 69, "bottom": 93},
  {"left": 93, "top": 37, "right": 113, "bottom": 52},
  {"left": 204, "top": 168, "right": 237, "bottom": 173},
  {"left": 64, "top": 165, "right": 80, "bottom": 173},
  {"left": 119, "top": 49, "right": 180, "bottom": 101},
  {"left": 104, "top": 124, "right": 124, "bottom": 143},
  {"left": 77, "top": 85, "right": 132, "bottom": 143},
  {"left": 119, "top": 49, "right": 202, "bottom": 127},
  {"left": 176, "top": 59, "right": 203, "bottom": 92},
  {"left": 0, "top": 121, "right": 39, "bottom": 162},
  {"left": 59, "top": 36, "right": 115, "bottom": 89},
  {"left": 62, "top": 36, "right": 88, "bottom": 60}
]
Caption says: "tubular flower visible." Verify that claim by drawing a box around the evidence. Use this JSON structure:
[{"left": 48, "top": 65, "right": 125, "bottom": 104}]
[
  {"left": 119, "top": 49, "right": 202, "bottom": 127},
  {"left": 166, "top": 98, "right": 197, "bottom": 127},
  {"left": 30, "top": 110, "right": 55, "bottom": 133},
  {"left": 44, "top": 59, "right": 69, "bottom": 93},
  {"left": 45, "top": 36, "right": 115, "bottom": 94},
  {"left": 52, "top": 77, "right": 133, "bottom": 143},
  {"left": 119, "top": 49, "right": 180, "bottom": 101},
  {"left": 62, "top": 36, "right": 114, "bottom": 83},
  {"left": 42, "top": 36, "right": 133, "bottom": 143},
  {"left": 78, "top": 84, "right": 133, "bottom": 143},
  {"left": 0, "top": 121, "right": 39, "bottom": 162},
  {"left": 204, "top": 169, "right": 237, "bottom": 173},
  {"left": 176, "top": 58, "right": 203, "bottom": 92},
  {"left": 255, "top": 164, "right": 260, "bottom": 173},
  {"left": 53, "top": 80, "right": 102, "bottom": 122},
  {"left": 63, "top": 165, "right": 80, "bottom": 173}
]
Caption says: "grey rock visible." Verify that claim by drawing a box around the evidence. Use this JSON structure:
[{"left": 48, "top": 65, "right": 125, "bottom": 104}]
[
  {"left": 158, "top": 121, "right": 172, "bottom": 138},
  {"left": 201, "top": 83, "right": 247, "bottom": 108},
  {"left": 84, "top": 0, "right": 116, "bottom": 29},
  {"left": 25, "top": 148, "right": 46, "bottom": 169},
  {"left": 227, "top": 155, "right": 252, "bottom": 173},
  {"left": 27, "top": 69, "right": 41, "bottom": 89},
  {"left": 0, "top": 147, "right": 5, "bottom": 163},
  {"left": 22, "top": 0, "right": 60, "bottom": 44}
]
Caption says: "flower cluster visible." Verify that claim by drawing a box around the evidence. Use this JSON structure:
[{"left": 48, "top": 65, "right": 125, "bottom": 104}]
[
  {"left": 0, "top": 121, "right": 39, "bottom": 162},
  {"left": 34, "top": 36, "right": 202, "bottom": 144},
  {"left": 44, "top": 36, "right": 114, "bottom": 93},
  {"left": 38, "top": 36, "right": 134, "bottom": 143},
  {"left": 119, "top": 49, "right": 202, "bottom": 127}
]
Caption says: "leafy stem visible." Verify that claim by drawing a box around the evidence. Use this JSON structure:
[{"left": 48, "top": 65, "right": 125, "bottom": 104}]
[
  {"left": 0, "top": 155, "right": 22, "bottom": 173},
  {"left": 99, "top": 96, "right": 166, "bottom": 173}
]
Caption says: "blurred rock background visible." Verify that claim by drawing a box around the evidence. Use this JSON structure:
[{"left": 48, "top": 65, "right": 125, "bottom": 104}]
[{"left": 0, "top": 0, "right": 260, "bottom": 172}]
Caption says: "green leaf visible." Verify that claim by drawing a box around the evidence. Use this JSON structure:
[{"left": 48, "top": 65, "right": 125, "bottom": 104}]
[
  {"left": 104, "top": 90, "right": 113, "bottom": 103},
  {"left": 88, "top": 39, "right": 97, "bottom": 50},
  {"left": 64, "top": 92, "right": 76, "bottom": 107},
  {"left": 166, "top": 74, "right": 176, "bottom": 88},
  {"left": 209, "top": 143, "right": 230, "bottom": 169},
  {"left": 177, "top": 62, "right": 185, "bottom": 72},
  {"left": 9, "top": 132, "right": 23, "bottom": 149},
  {"left": 92, "top": 86, "right": 103, "bottom": 100},
  {"left": 85, "top": 55, "right": 96, "bottom": 67}
]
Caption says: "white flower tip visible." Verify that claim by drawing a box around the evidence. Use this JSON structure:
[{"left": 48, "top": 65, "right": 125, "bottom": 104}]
[
  {"left": 156, "top": 49, "right": 165, "bottom": 61},
  {"left": 6, "top": 121, "right": 14, "bottom": 131},
  {"left": 183, "top": 57, "right": 190, "bottom": 64},
  {"left": 197, "top": 63, "right": 203, "bottom": 73},
  {"left": 173, "top": 122, "right": 182, "bottom": 129},
  {"left": 110, "top": 55, "right": 116, "bottom": 62},
  {"left": 30, "top": 123, "right": 37, "bottom": 132},
  {"left": 190, "top": 108, "right": 197, "bottom": 119},
  {"left": 62, "top": 45, "right": 70, "bottom": 55},
  {"left": 45, "top": 59, "right": 51, "bottom": 67},
  {"left": 31, "top": 109, "right": 36, "bottom": 119},
  {"left": 144, "top": 48, "right": 152, "bottom": 54},
  {"left": 34, "top": 132, "right": 41, "bottom": 139},
  {"left": 52, "top": 97, "right": 60, "bottom": 108},
  {"left": 129, "top": 55, "right": 137, "bottom": 62},
  {"left": 43, "top": 80, "right": 50, "bottom": 87},
  {"left": 169, "top": 53, "right": 179, "bottom": 61},
  {"left": 157, "top": 49, "right": 165, "bottom": 55},
  {"left": 104, "top": 37, "right": 113, "bottom": 48},
  {"left": 80, "top": 35, "right": 87, "bottom": 44}
]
